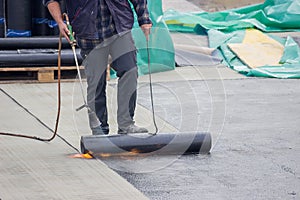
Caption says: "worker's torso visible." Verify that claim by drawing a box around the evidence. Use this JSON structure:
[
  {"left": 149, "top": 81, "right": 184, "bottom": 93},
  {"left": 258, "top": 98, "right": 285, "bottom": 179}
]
[{"left": 66, "top": 0, "right": 134, "bottom": 39}]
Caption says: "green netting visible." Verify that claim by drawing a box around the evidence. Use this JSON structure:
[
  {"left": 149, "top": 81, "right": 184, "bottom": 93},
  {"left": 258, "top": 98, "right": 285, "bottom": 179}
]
[{"left": 163, "top": 0, "right": 300, "bottom": 78}]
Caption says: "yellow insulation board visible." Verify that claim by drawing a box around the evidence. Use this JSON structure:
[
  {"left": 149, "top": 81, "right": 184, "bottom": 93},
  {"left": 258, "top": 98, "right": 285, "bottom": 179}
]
[{"left": 228, "top": 29, "right": 284, "bottom": 69}]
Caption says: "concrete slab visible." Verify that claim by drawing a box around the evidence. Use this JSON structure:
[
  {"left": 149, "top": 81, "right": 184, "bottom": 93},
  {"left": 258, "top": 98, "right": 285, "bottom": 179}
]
[
  {"left": 162, "top": 0, "right": 202, "bottom": 12},
  {"left": 138, "top": 65, "right": 246, "bottom": 83},
  {"left": 0, "top": 77, "right": 179, "bottom": 200},
  {"left": 0, "top": 83, "right": 152, "bottom": 200},
  {"left": 170, "top": 32, "right": 209, "bottom": 47},
  {"left": 186, "top": 0, "right": 264, "bottom": 12}
]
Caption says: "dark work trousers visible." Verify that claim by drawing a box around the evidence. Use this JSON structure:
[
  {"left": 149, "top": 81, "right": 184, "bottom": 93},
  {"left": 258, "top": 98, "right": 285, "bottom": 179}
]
[{"left": 80, "top": 32, "right": 138, "bottom": 130}]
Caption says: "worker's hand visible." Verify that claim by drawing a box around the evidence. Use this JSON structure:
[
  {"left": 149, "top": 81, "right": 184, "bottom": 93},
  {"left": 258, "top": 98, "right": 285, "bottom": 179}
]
[
  {"left": 58, "top": 21, "right": 71, "bottom": 43},
  {"left": 47, "top": 2, "right": 72, "bottom": 43},
  {"left": 141, "top": 24, "right": 152, "bottom": 41}
]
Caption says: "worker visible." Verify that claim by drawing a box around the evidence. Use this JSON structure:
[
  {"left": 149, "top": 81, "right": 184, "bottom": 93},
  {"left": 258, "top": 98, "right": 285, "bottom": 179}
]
[{"left": 44, "top": 0, "right": 152, "bottom": 135}]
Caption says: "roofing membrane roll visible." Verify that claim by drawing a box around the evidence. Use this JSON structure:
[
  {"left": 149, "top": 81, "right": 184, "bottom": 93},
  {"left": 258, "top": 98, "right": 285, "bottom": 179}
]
[
  {"left": 32, "top": 0, "right": 51, "bottom": 36},
  {"left": 0, "top": 0, "right": 4, "bottom": 38},
  {"left": 6, "top": 0, "right": 32, "bottom": 37},
  {"left": 0, "top": 37, "right": 70, "bottom": 50},
  {"left": 81, "top": 132, "right": 212, "bottom": 157},
  {"left": 0, "top": 49, "right": 83, "bottom": 67}
]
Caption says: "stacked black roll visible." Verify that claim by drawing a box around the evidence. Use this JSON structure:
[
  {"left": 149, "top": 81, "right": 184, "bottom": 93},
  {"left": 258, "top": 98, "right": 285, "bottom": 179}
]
[
  {"left": 32, "top": 0, "right": 52, "bottom": 36},
  {"left": 0, "top": 0, "right": 4, "bottom": 38},
  {"left": 2, "top": 0, "right": 67, "bottom": 37},
  {"left": 32, "top": 0, "right": 66, "bottom": 36},
  {"left": 0, "top": 0, "right": 80, "bottom": 67},
  {"left": 0, "top": 48, "right": 82, "bottom": 67},
  {"left": 6, "top": 0, "right": 32, "bottom": 37},
  {"left": 0, "top": 37, "right": 70, "bottom": 50},
  {"left": 0, "top": 37, "right": 83, "bottom": 67}
]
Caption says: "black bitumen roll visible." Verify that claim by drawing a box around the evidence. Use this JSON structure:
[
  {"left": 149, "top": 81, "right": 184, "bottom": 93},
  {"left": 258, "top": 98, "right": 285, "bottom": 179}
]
[
  {"left": 0, "top": 37, "right": 70, "bottom": 50},
  {"left": 60, "top": 0, "right": 67, "bottom": 14},
  {"left": 0, "top": 0, "right": 3, "bottom": 17},
  {"left": 0, "top": 49, "right": 82, "bottom": 67},
  {"left": 0, "top": 0, "right": 4, "bottom": 38},
  {"left": 32, "top": 0, "right": 51, "bottom": 36},
  {"left": 0, "top": 25, "right": 4, "bottom": 38},
  {"left": 6, "top": 0, "right": 32, "bottom": 37},
  {"left": 81, "top": 132, "right": 211, "bottom": 157}
]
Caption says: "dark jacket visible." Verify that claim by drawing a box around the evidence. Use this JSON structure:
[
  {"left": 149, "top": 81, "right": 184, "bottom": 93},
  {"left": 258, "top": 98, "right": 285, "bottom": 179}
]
[{"left": 43, "top": 0, "right": 152, "bottom": 39}]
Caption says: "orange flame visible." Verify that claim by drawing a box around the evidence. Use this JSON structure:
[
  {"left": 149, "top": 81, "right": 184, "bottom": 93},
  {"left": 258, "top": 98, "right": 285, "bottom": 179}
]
[
  {"left": 96, "top": 148, "right": 144, "bottom": 158},
  {"left": 69, "top": 153, "right": 93, "bottom": 159}
]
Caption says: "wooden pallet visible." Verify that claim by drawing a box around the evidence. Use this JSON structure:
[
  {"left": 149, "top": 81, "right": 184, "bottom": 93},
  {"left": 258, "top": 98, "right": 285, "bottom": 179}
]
[{"left": 0, "top": 66, "right": 85, "bottom": 83}]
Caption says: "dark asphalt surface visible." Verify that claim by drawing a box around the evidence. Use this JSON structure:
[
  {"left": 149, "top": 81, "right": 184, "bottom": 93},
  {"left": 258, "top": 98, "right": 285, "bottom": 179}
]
[
  {"left": 103, "top": 78, "right": 300, "bottom": 200},
  {"left": 101, "top": 1, "right": 300, "bottom": 198}
]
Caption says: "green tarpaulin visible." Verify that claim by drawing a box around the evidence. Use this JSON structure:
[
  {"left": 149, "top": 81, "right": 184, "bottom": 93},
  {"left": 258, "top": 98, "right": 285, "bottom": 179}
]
[
  {"left": 109, "top": 0, "right": 175, "bottom": 78},
  {"left": 164, "top": 0, "right": 300, "bottom": 33},
  {"left": 126, "top": 0, "right": 175, "bottom": 77},
  {"left": 163, "top": 0, "right": 300, "bottom": 78}
]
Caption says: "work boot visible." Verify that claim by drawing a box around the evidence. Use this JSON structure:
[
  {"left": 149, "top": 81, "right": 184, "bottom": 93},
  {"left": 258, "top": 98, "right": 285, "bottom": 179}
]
[
  {"left": 91, "top": 125, "right": 109, "bottom": 135},
  {"left": 118, "top": 124, "right": 148, "bottom": 134}
]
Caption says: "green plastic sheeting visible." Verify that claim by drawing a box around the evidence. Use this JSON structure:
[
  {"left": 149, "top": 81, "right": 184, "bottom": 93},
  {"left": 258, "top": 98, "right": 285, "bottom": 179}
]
[
  {"left": 163, "top": 0, "right": 300, "bottom": 33},
  {"left": 129, "top": 0, "right": 175, "bottom": 77},
  {"left": 109, "top": 0, "right": 175, "bottom": 78},
  {"left": 208, "top": 29, "right": 300, "bottom": 78},
  {"left": 249, "top": 36, "right": 300, "bottom": 78},
  {"left": 163, "top": 0, "right": 300, "bottom": 78}
]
